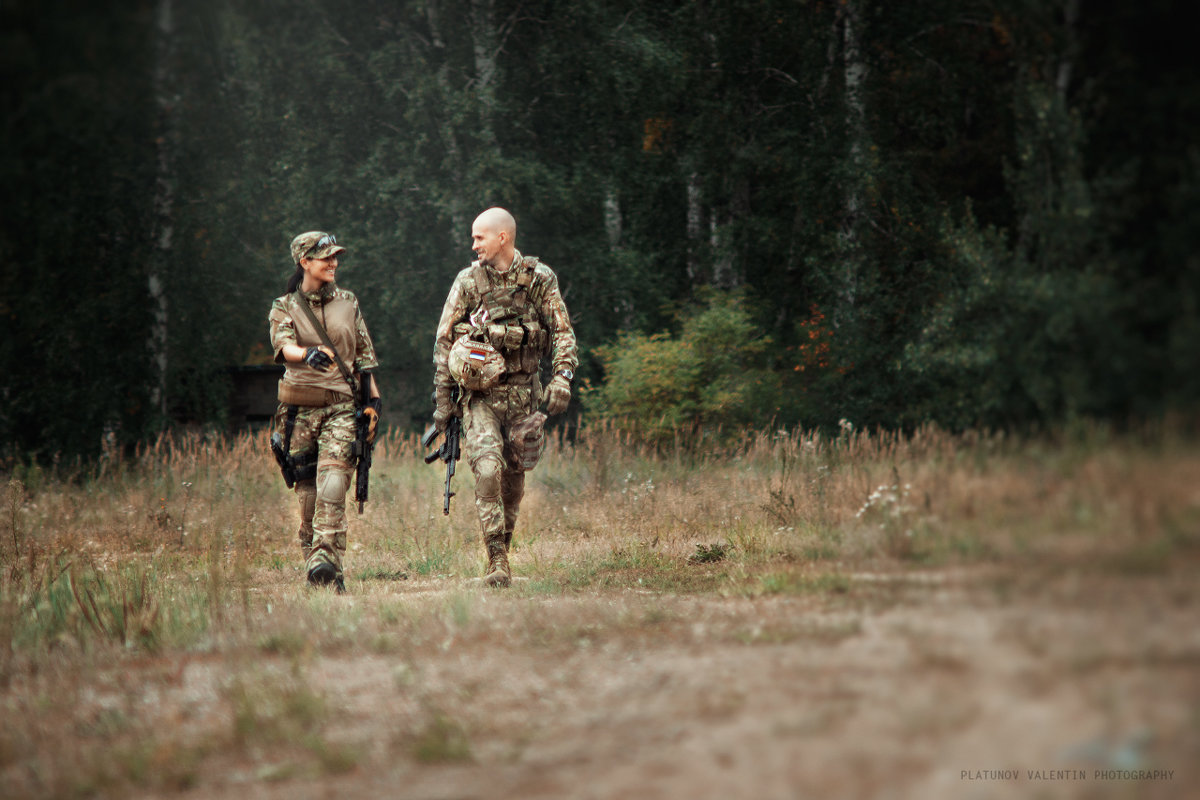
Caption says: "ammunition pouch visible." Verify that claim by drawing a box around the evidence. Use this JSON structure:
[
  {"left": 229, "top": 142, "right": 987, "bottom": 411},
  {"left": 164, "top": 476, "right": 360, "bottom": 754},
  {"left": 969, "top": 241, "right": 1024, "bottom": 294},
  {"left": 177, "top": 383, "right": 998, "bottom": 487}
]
[
  {"left": 479, "top": 321, "right": 548, "bottom": 355},
  {"left": 453, "top": 260, "right": 553, "bottom": 388}
]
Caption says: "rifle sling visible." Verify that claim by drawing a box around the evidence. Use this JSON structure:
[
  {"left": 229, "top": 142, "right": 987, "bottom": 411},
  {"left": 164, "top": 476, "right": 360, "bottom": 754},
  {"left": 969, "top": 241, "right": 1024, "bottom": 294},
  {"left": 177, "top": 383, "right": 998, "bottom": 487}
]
[{"left": 293, "top": 289, "right": 359, "bottom": 399}]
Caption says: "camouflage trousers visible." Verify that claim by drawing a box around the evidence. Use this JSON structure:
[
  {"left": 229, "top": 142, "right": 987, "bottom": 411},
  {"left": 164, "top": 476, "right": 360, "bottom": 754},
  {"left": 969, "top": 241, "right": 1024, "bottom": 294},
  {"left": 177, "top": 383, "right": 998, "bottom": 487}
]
[
  {"left": 462, "top": 384, "right": 539, "bottom": 547},
  {"left": 275, "top": 400, "right": 356, "bottom": 580}
]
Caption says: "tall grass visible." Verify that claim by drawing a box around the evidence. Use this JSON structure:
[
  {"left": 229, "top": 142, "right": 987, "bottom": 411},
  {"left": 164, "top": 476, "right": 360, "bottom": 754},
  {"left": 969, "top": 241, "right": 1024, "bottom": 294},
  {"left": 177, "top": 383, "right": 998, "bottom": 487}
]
[
  {"left": 3, "top": 421, "right": 1198, "bottom": 619},
  {"left": 0, "top": 419, "right": 1190, "bottom": 652}
]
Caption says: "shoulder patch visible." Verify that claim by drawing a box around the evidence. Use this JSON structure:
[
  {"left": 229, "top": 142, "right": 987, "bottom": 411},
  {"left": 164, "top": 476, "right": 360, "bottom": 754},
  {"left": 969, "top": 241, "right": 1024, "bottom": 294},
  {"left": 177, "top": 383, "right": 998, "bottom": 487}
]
[{"left": 269, "top": 296, "right": 292, "bottom": 324}]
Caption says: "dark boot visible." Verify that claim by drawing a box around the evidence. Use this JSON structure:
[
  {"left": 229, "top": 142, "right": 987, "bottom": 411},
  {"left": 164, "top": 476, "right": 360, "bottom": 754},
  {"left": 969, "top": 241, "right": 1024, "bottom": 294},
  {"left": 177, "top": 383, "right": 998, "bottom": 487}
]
[{"left": 307, "top": 561, "right": 337, "bottom": 587}]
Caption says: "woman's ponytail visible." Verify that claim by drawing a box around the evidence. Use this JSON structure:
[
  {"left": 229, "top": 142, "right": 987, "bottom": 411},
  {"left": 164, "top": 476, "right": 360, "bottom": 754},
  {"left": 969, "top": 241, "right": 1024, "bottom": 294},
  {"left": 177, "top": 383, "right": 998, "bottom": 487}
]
[{"left": 285, "top": 264, "right": 304, "bottom": 294}]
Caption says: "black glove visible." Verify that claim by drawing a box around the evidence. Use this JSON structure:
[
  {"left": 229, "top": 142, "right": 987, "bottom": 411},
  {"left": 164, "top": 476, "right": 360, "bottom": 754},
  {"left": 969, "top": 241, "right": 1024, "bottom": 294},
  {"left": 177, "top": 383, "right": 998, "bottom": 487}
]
[{"left": 304, "top": 346, "right": 333, "bottom": 370}]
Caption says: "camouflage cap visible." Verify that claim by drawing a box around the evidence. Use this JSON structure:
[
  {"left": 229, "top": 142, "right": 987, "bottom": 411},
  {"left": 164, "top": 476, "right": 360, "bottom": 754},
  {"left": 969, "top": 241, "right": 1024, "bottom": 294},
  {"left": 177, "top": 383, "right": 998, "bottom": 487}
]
[{"left": 290, "top": 231, "right": 346, "bottom": 264}]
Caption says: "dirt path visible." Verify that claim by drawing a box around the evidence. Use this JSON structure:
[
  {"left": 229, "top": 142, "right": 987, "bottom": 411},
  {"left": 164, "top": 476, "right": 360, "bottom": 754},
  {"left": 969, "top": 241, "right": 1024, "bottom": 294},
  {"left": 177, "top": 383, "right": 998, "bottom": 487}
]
[{"left": 104, "top": 562, "right": 1199, "bottom": 800}]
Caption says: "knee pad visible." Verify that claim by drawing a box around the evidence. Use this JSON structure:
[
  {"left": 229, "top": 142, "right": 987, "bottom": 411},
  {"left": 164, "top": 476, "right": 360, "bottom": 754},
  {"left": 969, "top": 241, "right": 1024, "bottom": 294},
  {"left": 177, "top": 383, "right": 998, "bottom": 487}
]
[
  {"left": 474, "top": 454, "right": 503, "bottom": 500},
  {"left": 316, "top": 468, "right": 351, "bottom": 505}
]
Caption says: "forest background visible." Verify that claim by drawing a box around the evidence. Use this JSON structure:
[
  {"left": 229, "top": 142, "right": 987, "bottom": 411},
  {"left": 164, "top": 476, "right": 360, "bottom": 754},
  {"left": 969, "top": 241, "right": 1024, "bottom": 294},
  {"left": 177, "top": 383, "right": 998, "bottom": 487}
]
[{"left": 2, "top": 0, "right": 1197, "bottom": 462}]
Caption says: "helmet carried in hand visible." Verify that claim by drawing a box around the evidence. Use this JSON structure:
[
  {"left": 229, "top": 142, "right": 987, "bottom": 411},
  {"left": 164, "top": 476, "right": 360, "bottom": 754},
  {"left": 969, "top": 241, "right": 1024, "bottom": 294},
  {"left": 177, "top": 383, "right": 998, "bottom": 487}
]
[{"left": 448, "top": 334, "right": 506, "bottom": 391}]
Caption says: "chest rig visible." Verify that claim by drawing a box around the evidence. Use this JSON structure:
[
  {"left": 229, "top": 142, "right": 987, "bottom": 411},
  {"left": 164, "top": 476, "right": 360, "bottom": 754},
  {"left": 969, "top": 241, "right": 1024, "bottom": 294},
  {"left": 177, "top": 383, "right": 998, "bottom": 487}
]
[{"left": 453, "top": 256, "right": 550, "bottom": 377}]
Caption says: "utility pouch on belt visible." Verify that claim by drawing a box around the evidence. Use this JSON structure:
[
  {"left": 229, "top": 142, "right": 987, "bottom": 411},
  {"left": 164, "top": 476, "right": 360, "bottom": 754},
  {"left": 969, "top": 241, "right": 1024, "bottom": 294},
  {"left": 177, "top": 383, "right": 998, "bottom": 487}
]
[{"left": 508, "top": 411, "right": 548, "bottom": 470}]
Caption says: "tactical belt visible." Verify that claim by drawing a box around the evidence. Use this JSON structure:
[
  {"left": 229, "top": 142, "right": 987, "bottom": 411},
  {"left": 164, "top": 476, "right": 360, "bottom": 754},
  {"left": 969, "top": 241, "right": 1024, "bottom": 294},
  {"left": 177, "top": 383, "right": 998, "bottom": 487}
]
[{"left": 278, "top": 383, "right": 353, "bottom": 407}]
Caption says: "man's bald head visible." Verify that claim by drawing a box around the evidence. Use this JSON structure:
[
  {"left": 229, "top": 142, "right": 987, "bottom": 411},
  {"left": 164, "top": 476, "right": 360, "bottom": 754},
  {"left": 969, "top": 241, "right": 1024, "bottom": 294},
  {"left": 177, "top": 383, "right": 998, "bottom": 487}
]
[
  {"left": 471, "top": 207, "right": 518, "bottom": 270},
  {"left": 474, "top": 207, "right": 516, "bottom": 239}
]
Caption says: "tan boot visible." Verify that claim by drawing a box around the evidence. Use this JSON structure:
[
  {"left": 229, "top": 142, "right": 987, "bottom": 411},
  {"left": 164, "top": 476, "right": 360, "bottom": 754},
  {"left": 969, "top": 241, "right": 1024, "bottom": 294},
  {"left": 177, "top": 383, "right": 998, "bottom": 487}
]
[{"left": 483, "top": 537, "right": 511, "bottom": 588}]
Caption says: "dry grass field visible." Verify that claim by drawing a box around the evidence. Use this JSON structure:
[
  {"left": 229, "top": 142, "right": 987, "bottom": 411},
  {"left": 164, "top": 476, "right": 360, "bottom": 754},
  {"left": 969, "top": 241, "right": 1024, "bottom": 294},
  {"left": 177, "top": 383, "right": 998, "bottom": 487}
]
[{"left": 1, "top": 420, "right": 1198, "bottom": 799}]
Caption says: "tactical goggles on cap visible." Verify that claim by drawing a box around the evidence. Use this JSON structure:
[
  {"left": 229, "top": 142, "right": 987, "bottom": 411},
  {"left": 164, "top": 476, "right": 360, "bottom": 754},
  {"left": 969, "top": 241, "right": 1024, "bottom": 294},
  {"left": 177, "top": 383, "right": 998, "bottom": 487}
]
[
  {"left": 290, "top": 230, "right": 346, "bottom": 263},
  {"left": 306, "top": 233, "right": 340, "bottom": 258}
]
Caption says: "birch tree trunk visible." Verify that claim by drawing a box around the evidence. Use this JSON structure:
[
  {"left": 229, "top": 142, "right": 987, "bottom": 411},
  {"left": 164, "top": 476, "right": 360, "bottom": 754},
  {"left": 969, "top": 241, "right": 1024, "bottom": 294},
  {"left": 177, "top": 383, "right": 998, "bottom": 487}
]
[
  {"left": 710, "top": 209, "right": 733, "bottom": 288},
  {"left": 603, "top": 186, "right": 622, "bottom": 251},
  {"left": 836, "top": 0, "right": 868, "bottom": 328},
  {"left": 148, "top": 0, "right": 176, "bottom": 423},
  {"left": 1056, "top": 0, "right": 1081, "bottom": 103},
  {"left": 469, "top": 0, "right": 499, "bottom": 150},
  {"left": 686, "top": 170, "right": 704, "bottom": 283},
  {"left": 424, "top": 0, "right": 468, "bottom": 242}
]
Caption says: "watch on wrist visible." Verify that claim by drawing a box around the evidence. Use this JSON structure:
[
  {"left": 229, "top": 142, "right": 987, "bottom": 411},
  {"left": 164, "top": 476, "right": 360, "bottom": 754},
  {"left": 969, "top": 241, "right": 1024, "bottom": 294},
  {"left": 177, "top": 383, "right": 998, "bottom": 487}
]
[{"left": 558, "top": 369, "right": 574, "bottom": 382}]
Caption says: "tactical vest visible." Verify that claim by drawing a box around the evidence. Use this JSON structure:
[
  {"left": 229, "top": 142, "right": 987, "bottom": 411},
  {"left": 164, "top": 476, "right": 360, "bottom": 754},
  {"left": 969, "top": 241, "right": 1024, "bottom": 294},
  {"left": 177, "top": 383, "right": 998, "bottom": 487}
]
[{"left": 452, "top": 256, "right": 550, "bottom": 376}]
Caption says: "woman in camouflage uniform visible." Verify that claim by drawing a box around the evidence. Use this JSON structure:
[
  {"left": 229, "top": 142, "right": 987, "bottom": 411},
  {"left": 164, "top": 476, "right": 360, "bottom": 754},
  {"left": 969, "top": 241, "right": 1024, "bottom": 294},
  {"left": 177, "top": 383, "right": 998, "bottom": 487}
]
[{"left": 269, "top": 231, "right": 380, "bottom": 594}]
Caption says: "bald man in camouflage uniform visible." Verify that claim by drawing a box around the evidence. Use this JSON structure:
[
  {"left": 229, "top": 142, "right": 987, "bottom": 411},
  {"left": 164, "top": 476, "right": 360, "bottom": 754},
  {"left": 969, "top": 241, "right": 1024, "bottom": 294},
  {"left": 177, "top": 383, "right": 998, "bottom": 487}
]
[
  {"left": 432, "top": 207, "right": 578, "bottom": 587},
  {"left": 270, "top": 231, "right": 380, "bottom": 593}
]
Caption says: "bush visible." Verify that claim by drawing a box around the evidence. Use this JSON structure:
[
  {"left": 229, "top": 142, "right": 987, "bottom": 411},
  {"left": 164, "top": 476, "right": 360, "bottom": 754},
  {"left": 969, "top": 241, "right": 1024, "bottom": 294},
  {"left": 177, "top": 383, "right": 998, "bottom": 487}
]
[{"left": 583, "top": 291, "right": 781, "bottom": 445}]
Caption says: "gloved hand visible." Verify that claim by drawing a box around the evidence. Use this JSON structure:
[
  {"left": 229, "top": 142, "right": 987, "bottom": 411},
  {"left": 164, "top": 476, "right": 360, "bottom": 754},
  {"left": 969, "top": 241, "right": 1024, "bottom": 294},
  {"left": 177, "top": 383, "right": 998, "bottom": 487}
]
[
  {"left": 303, "top": 346, "right": 333, "bottom": 371},
  {"left": 363, "top": 398, "right": 381, "bottom": 444},
  {"left": 545, "top": 373, "right": 571, "bottom": 415},
  {"left": 432, "top": 385, "right": 458, "bottom": 432}
]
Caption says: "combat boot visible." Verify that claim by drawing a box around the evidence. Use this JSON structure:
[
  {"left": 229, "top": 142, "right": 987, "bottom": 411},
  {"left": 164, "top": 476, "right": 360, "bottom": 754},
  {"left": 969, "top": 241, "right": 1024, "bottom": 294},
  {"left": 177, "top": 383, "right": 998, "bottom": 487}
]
[
  {"left": 307, "top": 561, "right": 337, "bottom": 587},
  {"left": 483, "top": 537, "right": 511, "bottom": 588}
]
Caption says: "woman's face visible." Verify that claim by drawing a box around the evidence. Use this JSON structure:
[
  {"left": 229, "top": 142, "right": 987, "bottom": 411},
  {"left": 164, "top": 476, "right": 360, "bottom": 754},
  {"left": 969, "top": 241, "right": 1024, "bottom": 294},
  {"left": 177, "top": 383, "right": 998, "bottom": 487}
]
[{"left": 300, "top": 254, "right": 338, "bottom": 286}]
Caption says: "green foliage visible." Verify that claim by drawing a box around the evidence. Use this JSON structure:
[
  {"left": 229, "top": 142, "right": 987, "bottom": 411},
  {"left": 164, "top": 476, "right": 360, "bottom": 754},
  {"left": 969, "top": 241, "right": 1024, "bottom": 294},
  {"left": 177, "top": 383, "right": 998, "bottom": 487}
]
[
  {"left": 1, "top": 0, "right": 158, "bottom": 460},
  {"left": 585, "top": 292, "right": 781, "bottom": 444},
  {"left": 900, "top": 77, "right": 1138, "bottom": 429},
  {"left": 3, "top": 0, "right": 1197, "bottom": 461}
]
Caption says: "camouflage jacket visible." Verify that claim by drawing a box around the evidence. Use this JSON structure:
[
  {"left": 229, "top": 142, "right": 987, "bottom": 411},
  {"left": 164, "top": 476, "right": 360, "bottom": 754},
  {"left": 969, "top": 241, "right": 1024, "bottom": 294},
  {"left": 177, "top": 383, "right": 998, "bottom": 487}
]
[
  {"left": 433, "top": 249, "right": 577, "bottom": 391},
  {"left": 269, "top": 283, "right": 379, "bottom": 396}
]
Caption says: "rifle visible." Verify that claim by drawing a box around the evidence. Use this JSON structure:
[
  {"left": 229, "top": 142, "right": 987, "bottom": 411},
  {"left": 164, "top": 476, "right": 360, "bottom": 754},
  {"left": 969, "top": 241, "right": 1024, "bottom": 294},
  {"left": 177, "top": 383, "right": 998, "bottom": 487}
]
[
  {"left": 352, "top": 372, "right": 377, "bottom": 513},
  {"left": 422, "top": 390, "right": 461, "bottom": 515}
]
